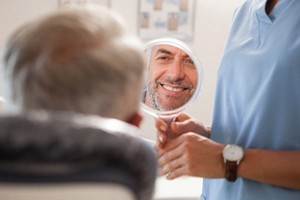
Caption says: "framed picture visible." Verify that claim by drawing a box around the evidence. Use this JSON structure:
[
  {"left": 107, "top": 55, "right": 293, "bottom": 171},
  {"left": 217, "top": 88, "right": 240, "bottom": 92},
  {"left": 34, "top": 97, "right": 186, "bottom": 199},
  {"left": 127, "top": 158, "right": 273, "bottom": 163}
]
[
  {"left": 138, "top": 0, "right": 195, "bottom": 40},
  {"left": 58, "top": 0, "right": 110, "bottom": 8}
]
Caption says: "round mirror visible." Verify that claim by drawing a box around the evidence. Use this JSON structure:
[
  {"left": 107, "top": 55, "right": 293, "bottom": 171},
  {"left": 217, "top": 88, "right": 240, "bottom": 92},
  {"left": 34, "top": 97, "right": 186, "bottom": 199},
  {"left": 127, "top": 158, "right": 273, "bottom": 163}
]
[{"left": 141, "top": 37, "right": 203, "bottom": 117}]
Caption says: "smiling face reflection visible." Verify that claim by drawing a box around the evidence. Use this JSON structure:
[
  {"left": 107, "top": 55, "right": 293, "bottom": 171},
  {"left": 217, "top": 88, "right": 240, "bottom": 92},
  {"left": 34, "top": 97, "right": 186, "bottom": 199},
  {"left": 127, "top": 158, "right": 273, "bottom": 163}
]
[{"left": 144, "top": 44, "right": 197, "bottom": 111}]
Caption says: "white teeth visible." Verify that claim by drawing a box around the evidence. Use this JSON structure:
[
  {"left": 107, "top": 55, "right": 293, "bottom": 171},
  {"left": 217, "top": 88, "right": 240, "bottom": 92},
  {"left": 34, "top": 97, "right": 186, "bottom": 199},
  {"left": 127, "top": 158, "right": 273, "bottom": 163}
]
[{"left": 162, "top": 85, "right": 184, "bottom": 92}]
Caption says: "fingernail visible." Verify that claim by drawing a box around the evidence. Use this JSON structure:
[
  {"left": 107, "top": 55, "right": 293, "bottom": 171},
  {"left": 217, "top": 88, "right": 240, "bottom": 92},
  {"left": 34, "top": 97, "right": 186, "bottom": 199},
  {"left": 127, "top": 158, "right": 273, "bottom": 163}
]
[
  {"left": 160, "top": 125, "right": 167, "bottom": 132},
  {"left": 166, "top": 172, "right": 173, "bottom": 180},
  {"left": 159, "top": 135, "right": 164, "bottom": 143}
]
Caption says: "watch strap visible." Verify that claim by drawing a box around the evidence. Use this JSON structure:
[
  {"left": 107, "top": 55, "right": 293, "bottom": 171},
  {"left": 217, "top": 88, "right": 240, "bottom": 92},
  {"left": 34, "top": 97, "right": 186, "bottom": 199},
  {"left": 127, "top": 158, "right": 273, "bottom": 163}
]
[{"left": 225, "top": 160, "right": 238, "bottom": 182}]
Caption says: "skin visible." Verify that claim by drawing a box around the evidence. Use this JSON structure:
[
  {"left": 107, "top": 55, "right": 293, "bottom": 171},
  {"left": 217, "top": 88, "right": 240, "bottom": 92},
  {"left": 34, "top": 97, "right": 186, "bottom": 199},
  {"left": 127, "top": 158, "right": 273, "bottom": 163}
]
[
  {"left": 266, "top": 0, "right": 278, "bottom": 14},
  {"left": 144, "top": 44, "right": 197, "bottom": 111}
]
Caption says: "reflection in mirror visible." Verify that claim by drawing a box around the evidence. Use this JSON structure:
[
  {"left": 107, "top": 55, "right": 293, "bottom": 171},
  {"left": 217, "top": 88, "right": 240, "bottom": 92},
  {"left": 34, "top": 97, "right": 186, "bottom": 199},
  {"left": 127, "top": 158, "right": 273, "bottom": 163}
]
[
  {"left": 141, "top": 38, "right": 203, "bottom": 117},
  {"left": 145, "top": 44, "right": 197, "bottom": 110}
]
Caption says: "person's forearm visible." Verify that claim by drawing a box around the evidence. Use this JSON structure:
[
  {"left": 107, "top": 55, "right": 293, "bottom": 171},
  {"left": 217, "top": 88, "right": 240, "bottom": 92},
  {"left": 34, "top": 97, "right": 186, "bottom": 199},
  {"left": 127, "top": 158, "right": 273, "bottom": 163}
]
[{"left": 238, "top": 149, "right": 300, "bottom": 189}]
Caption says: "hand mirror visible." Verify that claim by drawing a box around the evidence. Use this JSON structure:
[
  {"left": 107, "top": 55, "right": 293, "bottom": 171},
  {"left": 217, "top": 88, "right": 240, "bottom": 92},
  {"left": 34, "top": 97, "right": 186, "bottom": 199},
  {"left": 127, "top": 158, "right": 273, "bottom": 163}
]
[{"left": 141, "top": 37, "right": 203, "bottom": 119}]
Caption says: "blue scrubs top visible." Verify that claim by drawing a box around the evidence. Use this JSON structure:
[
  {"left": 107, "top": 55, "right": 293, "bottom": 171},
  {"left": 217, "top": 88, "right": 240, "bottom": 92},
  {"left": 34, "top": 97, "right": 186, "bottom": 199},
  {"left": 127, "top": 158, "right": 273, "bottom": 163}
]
[{"left": 202, "top": 0, "right": 300, "bottom": 199}]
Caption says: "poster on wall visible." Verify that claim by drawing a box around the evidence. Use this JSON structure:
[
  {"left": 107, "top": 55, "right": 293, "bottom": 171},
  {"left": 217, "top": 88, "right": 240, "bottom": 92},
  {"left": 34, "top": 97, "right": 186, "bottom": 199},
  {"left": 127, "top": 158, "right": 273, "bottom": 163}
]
[
  {"left": 138, "top": 0, "right": 195, "bottom": 40},
  {"left": 58, "top": 0, "right": 110, "bottom": 8}
]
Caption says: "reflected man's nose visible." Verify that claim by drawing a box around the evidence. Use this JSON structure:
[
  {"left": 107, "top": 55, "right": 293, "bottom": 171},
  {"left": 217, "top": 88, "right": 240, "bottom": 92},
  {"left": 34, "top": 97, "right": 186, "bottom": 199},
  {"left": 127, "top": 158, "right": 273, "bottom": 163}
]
[{"left": 166, "top": 59, "right": 185, "bottom": 80}]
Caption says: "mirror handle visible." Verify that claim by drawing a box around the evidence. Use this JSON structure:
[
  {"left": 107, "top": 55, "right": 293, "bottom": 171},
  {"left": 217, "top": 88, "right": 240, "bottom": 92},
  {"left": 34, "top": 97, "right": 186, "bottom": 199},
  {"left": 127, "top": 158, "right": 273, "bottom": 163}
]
[{"left": 159, "top": 115, "right": 178, "bottom": 141}]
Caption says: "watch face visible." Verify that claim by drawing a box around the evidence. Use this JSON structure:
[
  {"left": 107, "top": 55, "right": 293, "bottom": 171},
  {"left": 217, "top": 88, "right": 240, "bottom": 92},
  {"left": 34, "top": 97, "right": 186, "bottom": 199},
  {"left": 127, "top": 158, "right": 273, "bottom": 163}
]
[{"left": 223, "top": 145, "right": 244, "bottom": 161}]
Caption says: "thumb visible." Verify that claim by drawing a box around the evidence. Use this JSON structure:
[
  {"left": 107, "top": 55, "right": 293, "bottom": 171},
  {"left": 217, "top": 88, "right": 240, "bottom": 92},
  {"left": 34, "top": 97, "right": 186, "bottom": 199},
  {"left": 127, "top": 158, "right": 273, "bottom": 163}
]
[{"left": 171, "top": 118, "right": 198, "bottom": 135}]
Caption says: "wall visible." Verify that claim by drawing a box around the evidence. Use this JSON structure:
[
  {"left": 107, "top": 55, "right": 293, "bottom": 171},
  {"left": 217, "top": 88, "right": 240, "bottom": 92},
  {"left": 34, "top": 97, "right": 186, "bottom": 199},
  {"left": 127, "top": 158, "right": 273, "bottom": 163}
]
[{"left": 0, "top": 0, "right": 243, "bottom": 140}]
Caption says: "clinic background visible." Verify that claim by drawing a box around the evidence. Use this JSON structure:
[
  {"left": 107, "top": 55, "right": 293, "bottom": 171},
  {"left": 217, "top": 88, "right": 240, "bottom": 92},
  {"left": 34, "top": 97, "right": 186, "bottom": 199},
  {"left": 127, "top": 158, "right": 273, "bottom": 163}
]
[{"left": 0, "top": 0, "right": 242, "bottom": 140}]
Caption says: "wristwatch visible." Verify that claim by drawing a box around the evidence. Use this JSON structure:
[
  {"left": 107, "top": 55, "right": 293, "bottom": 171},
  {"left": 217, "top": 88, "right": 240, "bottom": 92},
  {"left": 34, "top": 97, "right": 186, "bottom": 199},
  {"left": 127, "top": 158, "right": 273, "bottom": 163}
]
[{"left": 222, "top": 144, "right": 244, "bottom": 182}]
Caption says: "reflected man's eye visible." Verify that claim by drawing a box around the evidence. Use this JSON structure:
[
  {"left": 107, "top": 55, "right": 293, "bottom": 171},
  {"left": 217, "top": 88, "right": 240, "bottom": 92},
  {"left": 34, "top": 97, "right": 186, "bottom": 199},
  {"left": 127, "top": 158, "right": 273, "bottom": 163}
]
[
  {"left": 183, "top": 57, "right": 195, "bottom": 68},
  {"left": 156, "top": 55, "right": 173, "bottom": 63},
  {"left": 186, "top": 58, "right": 194, "bottom": 64}
]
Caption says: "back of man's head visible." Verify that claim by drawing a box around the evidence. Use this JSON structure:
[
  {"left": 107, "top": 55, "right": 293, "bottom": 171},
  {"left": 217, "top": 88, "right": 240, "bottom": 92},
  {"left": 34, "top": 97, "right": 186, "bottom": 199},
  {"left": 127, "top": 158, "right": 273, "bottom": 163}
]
[{"left": 2, "top": 6, "right": 145, "bottom": 122}]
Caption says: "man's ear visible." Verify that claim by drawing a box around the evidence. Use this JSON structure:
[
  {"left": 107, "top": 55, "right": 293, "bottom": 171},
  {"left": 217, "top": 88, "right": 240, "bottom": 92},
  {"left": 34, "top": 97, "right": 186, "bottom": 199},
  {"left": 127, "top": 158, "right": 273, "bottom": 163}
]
[{"left": 127, "top": 112, "right": 143, "bottom": 127}]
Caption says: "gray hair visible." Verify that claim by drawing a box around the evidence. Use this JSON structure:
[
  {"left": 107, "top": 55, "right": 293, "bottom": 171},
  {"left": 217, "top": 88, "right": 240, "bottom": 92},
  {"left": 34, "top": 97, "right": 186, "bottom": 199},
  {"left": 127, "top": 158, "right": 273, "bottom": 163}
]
[{"left": 2, "top": 6, "right": 145, "bottom": 121}]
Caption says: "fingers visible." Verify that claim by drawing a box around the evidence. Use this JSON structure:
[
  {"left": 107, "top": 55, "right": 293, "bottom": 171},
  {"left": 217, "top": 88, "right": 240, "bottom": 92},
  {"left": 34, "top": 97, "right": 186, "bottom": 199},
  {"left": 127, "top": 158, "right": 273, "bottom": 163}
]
[
  {"left": 158, "top": 143, "right": 192, "bottom": 180},
  {"left": 171, "top": 119, "right": 194, "bottom": 134},
  {"left": 156, "top": 113, "right": 198, "bottom": 136},
  {"left": 158, "top": 136, "right": 187, "bottom": 178},
  {"left": 171, "top": 117, "right": 203, "bottom": 136},
  {"left": 165, "top": 165, "right": 187, "bottom": 180},
  {"left": 175, "top": 113, "right": 191, "bottom": 122},
  {"left": 162, "top": 157, "right": 187, "bottom": 180},
  {"left": 157, "top": 133, "right": 204, "bottom": 179},
  {"left": 156, "top": 131, "right": 167, "bottom": 148},
  {"left": 157, "top": 134, "right": 184, "bottom": 157},
  {"left": 155, "top": 117, "right": 168, "bottom": 131},
  {"left": 155, "top": 118, "right": 168, "bottom": 147},
  {"left": 159, "top": 147, "right": 186, "bottom": 179},
  {"left": 159, "top": 153, "right": 182, "bottom": 174},
  {"left": 155, "top": 113, "right": 194, "bottom": 146}
]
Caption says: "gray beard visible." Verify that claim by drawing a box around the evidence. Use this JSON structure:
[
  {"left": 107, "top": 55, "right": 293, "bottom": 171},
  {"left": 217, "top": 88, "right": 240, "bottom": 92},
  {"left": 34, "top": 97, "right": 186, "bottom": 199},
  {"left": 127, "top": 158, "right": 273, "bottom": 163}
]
[{"left": 146, "top": 81, "right": 190, "bottom": 111}]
